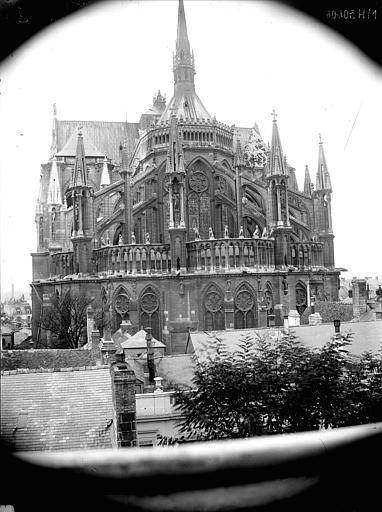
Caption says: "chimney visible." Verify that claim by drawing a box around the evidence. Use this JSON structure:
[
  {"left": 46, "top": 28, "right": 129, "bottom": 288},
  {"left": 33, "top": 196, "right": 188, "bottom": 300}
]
[
  {"left": 90, "top": 329, "right": 101, "bottom": 364},
  {"left": 145, "top": 327, "right": 156, "bottom": 383},
  {"left": 110, "top": 360, "right": 137, "bottom": 447}
]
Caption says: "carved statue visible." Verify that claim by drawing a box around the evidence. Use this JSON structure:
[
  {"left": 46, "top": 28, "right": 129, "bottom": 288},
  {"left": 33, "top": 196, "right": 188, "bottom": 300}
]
[
  {"left": 239, "top": 226, "right": 244, "bottom": 238},
  {"left": 131, "top": 232, "right": 136, "bottom": 245},
  {"left": 118, "top": 234, "right": 123, "bottom": 245},
  {"left": 101, "top": 237, "right": 106, "bottom": 247},
  {"left": 106, "top": 236, "right": 110, "bottom": 246},
  {"left": 145, "top": 232, "right": 150, "bottom": 245},
  {"left": 193, "top": 226, "right": 200, "bottom": 241},
  {"left": 209, "top": 227, "right": 215, "bottom": 240},
  {"left": 269, "top": 227, "right": 274, "bottom": 238},
  {"left": 224, "top": 225, "right": 229, "bottom": 239},
  {"left": 253, "top": 225, "right": 260, "bottom": 239},
  {"left": 261, "top": 227, "right": 268, "bottom": 238}
]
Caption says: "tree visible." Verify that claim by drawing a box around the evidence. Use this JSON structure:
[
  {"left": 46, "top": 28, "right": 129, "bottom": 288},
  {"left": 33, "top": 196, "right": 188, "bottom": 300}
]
[
  {"left": 40, "top": 291, "right": 93, "bottom": 349},
  {"left": 175, "top": 330, "right": 382, "bottom": 441}
]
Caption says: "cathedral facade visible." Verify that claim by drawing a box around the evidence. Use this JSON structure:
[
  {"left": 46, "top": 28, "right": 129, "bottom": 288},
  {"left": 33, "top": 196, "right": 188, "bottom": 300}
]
[{"left": 31, "top": 0, "right": 340, "bottom": 350}]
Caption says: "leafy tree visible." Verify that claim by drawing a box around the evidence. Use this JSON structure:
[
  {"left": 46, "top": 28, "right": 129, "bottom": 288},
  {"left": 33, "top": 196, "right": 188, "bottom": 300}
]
[
  {"left": 40, "top": 291, "right": 93, "bottom": 349},
  {"left": 175, "top": 330, "right": 382, "bottom": 441}
]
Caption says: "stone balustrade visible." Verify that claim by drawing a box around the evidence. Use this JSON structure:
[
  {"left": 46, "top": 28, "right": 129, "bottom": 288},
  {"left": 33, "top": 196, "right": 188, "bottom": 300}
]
[
  {"left": 186, "top": 238, "right": 275, "bottom": 273},
  {"left": 47, "top": 239, "right": 324, "bottom": 279},
  {"left": 94, "top": 244, "right": 172, "bottom": 275},
  {"left": 290, "top": 241, "right": 324, "bottom": 269},
  {"left": 51, "top": 251, "right": 73, "bottom": 277}
]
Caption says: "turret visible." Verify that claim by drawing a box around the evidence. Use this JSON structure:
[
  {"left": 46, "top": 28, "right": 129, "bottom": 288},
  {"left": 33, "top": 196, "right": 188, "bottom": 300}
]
[
  {"left": 266, "top": 111, "right": 292, "bottom": 268},
  {"left": 65, "top": 127, "right": 94, "bottom": 273},
  {"left": 313, "top": 135, "right": 335, "bottom": 268}
]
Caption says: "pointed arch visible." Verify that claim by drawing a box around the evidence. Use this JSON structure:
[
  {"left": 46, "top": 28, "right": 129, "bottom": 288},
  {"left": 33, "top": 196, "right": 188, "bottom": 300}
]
[
  {"left": 186, "top": 158, "right": 212, "bottom": 240},
  {"left": 203, "top": 283, "right": 225, "bottom": 331},
  {"left": 139, "top": 285, "right": 161, "bottom": 341},
  {"left": 234, "top": 282, "right": 258, "bottom": 329},
  {"left": 113, "top": 285, "right": 131, "bottom": 330},
  {"left": 295, "top": 281, "right": 307, "bottom": 316}
]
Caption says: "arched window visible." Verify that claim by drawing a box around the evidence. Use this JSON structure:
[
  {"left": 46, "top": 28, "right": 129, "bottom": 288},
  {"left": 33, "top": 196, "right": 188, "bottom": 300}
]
[
  {"left": 295, "top": 282, "right": 307, "bottom": 316},
  {"left": 234, "top": 284, "right": 257, "bottom": 329},
  {"left": 187, "top": 163, "right": 210, "bottom": 240},
  {"left": 263, "top": 283, "right": 274, "bottom": 326},
  {"left": 114, "top": 288, "right": 130, "bottom": 330},
  {"left": 139, "top": 287, "right": 160, "bottom": 341},
  {"left": 39, "top": 217, "right": 44, "bottom": 247},
  {"left": 203, "top": 284, "right": 225, "bottom": 331}
]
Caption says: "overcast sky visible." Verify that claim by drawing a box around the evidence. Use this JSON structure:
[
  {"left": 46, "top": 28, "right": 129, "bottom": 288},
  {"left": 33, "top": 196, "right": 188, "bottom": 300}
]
[{"left": 0, "top": 0, "right": 381, "bottom": 296}]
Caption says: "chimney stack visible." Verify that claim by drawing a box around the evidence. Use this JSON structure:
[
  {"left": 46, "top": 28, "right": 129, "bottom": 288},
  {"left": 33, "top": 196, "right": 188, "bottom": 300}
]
[
  {"left": 145, "top": 327, "right": 156, "bottom": 383},
  {"left": 110, "top": 360, "right": 137, "bottom": 447}
]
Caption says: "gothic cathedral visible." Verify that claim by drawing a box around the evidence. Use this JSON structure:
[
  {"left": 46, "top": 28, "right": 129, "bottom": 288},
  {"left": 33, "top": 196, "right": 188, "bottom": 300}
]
[{"left": 31, "top": 0, "right": 340, "bottom": 349}]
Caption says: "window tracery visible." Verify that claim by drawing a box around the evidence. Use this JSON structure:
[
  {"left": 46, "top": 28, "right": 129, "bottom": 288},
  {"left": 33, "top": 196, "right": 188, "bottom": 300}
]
[
  {"left": 187, "top": 163, "right": 211, "bottom": 239},
  {"left": 139, "top": 287, "right": 160, "bottom": 341},
  {"left": 203, "top": 285, "right": 225, "bottom": 331},
  {"left": 234, "top": 284, "right": 257, "bottom": 329}
]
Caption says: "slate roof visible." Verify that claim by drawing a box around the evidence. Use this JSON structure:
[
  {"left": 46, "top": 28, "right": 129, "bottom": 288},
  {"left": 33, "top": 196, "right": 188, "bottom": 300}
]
[
  {"left": 56, "top": 120, "right": 139, "bottom": 164},
  {"left": 190, "top": 321, "right": 382, "bottom": 360},
  {"left": 127, "top": 354, "right": 195, "bottom": 389},
  {"left": 1, "top": 367, "right": 114, "bottom": 452}
]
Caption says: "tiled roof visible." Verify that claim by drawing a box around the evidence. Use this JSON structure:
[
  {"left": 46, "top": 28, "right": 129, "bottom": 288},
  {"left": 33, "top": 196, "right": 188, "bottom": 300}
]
[
  {"left": 56, "top": 120, "right": 139, "bottom": 164},
  {"left": 56, "top": 126, "right": 105, "bottom": 159},
  {"left": 1, "top": 367, "right": 114, "bottom": 452}
]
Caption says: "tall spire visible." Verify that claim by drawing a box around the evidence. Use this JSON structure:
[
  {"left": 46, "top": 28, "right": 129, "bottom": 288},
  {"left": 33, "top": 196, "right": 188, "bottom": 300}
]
[
  {"left": 316, "top": 135, "right": 332, "bottom": 191},
  {"left": 176, "top": 0, "right": 190, "bottom": 55},
  {"left": 173, "top": 0, "right": 195, "bottom": 95},
  {"left": 304, "top": 165, "right": 313, "bottom": 195},
  {"left": 159, "top": 0, "right": 210, "bottom": 122},
  {"left": 268, "top": 110, "right": 286, "bottom": 176},
  {"left": 72, "top": 126, "right": 88, "bottom": 188},
  {"left": 47, "top": 157, "right": 62, "bottom": 204}
]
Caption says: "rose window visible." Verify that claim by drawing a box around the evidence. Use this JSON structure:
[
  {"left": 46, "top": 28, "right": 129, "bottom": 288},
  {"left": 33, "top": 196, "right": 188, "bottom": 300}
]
[{"left": 189, "top": 172, "right": 208, "bottom": 193}]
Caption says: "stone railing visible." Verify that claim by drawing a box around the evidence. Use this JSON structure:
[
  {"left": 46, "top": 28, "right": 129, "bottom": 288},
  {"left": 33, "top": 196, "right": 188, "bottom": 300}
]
[
  {"left": 51, "top": 251, "right": 73, "bottom": 277},
  {"left": 186, "top": 238, "right": 275, "bottom": 273},
  {"left": 290, "top": 241, "right": 324, "bottom": 269},
  {"left": 94, "top": 244, "right": 171, "bottom": 275}
]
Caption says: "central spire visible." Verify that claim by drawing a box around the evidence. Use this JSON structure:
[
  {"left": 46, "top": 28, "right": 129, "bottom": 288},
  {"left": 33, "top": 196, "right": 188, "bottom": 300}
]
[
  {"left": 176, "top": 0, "right": 190, "bottom": 55},
  {"left": 173, "top": 0, "right": 195, "bottom": 94},
  {"left": 159, "top": 0, "right": 211, "bottom": 123}
]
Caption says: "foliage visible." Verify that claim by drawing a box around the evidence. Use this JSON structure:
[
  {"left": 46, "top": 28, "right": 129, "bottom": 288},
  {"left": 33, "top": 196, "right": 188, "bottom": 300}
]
[
  {"left": 40, "top": 291, "right": 93, "bottom": 349},
  {"left": 175, "top": 331, "right": 382, "bottom": 441}
]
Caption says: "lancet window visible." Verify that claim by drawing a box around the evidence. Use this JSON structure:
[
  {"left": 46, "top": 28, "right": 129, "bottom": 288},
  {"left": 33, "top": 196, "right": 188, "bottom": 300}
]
[
  {"left": 139, "top": 287, "right": 160, "bottom": 341},
  {"left": 203, "top": 284, "right": 225, "bottom": 331},
  {"left": 234, "top": 284, "right": 257, "bottom": 329}
]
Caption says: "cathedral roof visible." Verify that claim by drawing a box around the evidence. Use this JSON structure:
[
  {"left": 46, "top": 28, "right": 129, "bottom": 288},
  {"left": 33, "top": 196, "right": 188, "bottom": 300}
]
[
  {"left": 159, "top": 89, "right": 211, "bottom": 123},
  {"left": 55, "top": 120, "right": 139, "bottom": 164}
]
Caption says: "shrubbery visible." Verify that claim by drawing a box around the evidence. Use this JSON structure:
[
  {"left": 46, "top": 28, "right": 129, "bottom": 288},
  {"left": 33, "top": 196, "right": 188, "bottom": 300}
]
[{"left": 175, "top": 331, "right": 382, "bottom": 441}]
